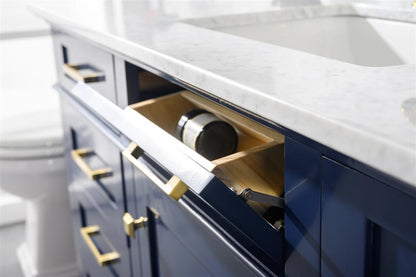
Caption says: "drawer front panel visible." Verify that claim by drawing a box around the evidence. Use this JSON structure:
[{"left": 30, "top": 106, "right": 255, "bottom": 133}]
[
  {"left": 60, "top": 89, "right": 130, "bottom": 276},
  {"left": 78, "top": 189, "right": 129, "bottom": 277},
  {"left": 61, "top": 89, "right": 124, "bottom": 207},
  {"left": 53, "top": 30, "right": 117, "bottom": 104}
]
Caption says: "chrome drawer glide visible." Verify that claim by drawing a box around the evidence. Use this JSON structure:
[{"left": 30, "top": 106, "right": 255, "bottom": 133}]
[{"left": 238, "top": 188, "right": 284, "bottom": 209}]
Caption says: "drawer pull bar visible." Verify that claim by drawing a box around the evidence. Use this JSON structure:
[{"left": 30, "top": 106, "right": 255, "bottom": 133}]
[
  {"left": 63, "top": 63, "right": 105, "bottom": 83},
  {"left": 71, "top": 149, "right": 113, "bottom": 180},
  {"left": 122, "top": 142, "right": 188, "bottom": 201},
  {"left": 80, "top": 225, "right": 120, "bottom": 266}
]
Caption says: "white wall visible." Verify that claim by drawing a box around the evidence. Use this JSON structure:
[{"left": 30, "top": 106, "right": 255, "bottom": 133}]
[
  {"left": 0, "top": 0, "right": 50, "bottom": 38},
  {"left": 282, "top": 0, "right": 411, "bottom": 8},
  {"left": 325, "top": 0, "right": 411, "bottom": 8}
]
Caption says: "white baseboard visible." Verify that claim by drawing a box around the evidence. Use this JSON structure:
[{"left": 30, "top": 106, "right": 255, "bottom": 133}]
[
  {"left": 17, "top": 243, "right": 79, "bottom": 277},
  {"left": 0, "top": 193, "right": 26, "bottom": 226}
]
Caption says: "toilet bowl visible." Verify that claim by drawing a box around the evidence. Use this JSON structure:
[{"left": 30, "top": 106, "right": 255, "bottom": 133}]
[{"left": 0, "top": 90, "right": 78, "bottom": 277}]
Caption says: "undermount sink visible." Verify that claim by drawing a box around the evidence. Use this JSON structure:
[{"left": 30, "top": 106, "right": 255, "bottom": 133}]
[{"left": 211, "top": 15, "right": 415, "bottom": 67}]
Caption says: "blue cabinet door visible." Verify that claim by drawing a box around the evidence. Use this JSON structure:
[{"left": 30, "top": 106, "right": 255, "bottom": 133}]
[
  {"left": 126, "top": 158, "right": 212, "bottom": 277},
  {"left": 127, "top": 156, "right": 270, "bottom": 277},
  {"left": 123, "top": 158, "right": 153, "bottom": 277},
  {"left": 321, "top": 157, "right": 416, "bottom": 277}
]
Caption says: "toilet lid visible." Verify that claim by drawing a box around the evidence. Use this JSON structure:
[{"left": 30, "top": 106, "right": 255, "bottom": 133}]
[{"left": 0, "top": 89, "right": 64, "bottom": 159}]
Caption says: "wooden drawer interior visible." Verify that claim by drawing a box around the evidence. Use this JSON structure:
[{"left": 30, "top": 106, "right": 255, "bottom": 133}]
[{"left": 129, "top": 91, "right": 285, "bottom": 218}]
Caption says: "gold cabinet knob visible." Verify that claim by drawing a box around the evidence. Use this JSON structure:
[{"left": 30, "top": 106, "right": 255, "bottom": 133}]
[{"left": 123, "top": 212, "right": 147, "bottom": 239}]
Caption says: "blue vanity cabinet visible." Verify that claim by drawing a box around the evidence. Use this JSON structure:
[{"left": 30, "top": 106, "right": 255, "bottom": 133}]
[
  {"left": 321, "top": 157, "right": 416, "bottom": 277},
  {"left": 59, "top": 62, "right": 416, "bottom": 277},
  {"left": 60, "top": 89, "right": 132, "bottom": 276}
]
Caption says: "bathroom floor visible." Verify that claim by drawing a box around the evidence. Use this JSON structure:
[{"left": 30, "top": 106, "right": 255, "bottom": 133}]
[{"left": 0, "top": 222, "right": 24, "bottom": 277}]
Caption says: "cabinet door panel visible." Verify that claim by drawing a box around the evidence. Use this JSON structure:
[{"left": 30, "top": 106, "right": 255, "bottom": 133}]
[
  {"left": 147, "top": 207, "right": 212, "bottom": 277},
  {"left": 321, "top": 157, "right": 416, "bottom": 277},
  {"left": 129, "top": 158, "right": 267, "bottom": 277},
  {"left": 128, "top": 166, "right": 211, "bottom": 277},
  {"left": 124, "top": 158, "right": 153, "bottom": 277},
  {"left": 150, "top": 194, "right": 264, "bottom": 277}
]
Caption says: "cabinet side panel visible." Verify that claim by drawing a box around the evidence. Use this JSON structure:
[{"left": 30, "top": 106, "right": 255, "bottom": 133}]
[{"left": 284, "top": 137, "right": 321, "bottom": 277}]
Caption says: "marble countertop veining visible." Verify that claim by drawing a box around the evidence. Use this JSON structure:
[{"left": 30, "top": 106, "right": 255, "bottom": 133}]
[{"left": 31, "top": 0, "right": 416, "bottom": 187}]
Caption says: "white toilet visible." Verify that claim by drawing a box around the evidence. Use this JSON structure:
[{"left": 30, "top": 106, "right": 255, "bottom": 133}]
[{"left": 0, "top": 89, "right": 78, "bottom": 277}]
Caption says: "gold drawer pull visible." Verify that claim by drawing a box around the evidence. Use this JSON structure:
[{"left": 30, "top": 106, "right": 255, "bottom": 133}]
[
  {"left": 80, "top": 225, "right": 120, "bottom": 266},
  {"left": 123, "top": 212, "right": 147, "bottom": 238},
  {"left": 122, "top": 142, "right": 188, "bottom": 201},
  {"left": 63, "top": 63, "right": 105, "bottom": 83},
  {"left": 71, "top": 149, "right": 113, "bottom": 180}
]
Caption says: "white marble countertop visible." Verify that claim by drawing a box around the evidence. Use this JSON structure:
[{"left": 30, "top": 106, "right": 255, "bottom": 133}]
[{"left": 31, "top": 0, "right": 416, "bottom": 186}]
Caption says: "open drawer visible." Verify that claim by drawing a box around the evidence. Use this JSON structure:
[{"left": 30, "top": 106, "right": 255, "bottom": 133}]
[
  {"left": 130, "top": 91, "right": 285, "bottom": 216},
  {"left": 70, "top": 82, "right": 285, "bottom": 272}
]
